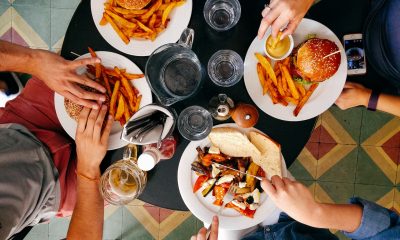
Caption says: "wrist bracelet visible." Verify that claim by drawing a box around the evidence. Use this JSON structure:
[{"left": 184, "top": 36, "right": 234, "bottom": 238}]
[
  {"left": 367, "top": 90, "right": 380, "bottom": 111},
  {"left": 75, "top": 170, "right": 100, "bottom": 182}
]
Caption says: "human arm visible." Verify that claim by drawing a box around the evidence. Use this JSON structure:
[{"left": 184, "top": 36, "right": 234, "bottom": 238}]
[
  {"left": 66, "top": 105, "right": 113, "bottom": 240},
  {"left": 191, "top": 216, "right": 219, "bottom": 240},
  {"left": 258, "top": 0, "right": 314, "bottom": 39},
  {"left": 261, "top": 176, "right": 362, "bottom": 233},
  {"left": 0, "top": 40, "right": 106, "bottom": 109},
  {"left": 335, "top": 82, "right": 400, "bottom": 117}
]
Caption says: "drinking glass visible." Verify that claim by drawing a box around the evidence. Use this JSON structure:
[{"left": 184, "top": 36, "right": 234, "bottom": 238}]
[
  {"left": 145, "top": 28, "right": 203, "bottom": 106},
  {"left": 100, "top": 145, "right": 147, "bottom": 205},
  {"left": 208, "top": 50, "right": 244, "bottom": 87},
  {"left": 203, "top": 0, "right": 241, "bottom": 31},
  {"left": 178, "top": 106, "right": 213, "bottom": 141}
]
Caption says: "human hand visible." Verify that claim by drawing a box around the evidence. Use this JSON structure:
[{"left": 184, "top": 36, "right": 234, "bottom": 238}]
[
  {"left": 75, "top": 105, "right": 113, "bottom": 179},
  {"left": 191, "top": 216, "right": 219, "bottom": 240},
  {"left": 33, "top": 50, "right": 106, "bottom": 109},
  {"left": 335, "top": 82, "right": 371, "bottom": 110},
  {"left": 261, "top": 176, "right": 321, "bottom": 226},
  {"left": 258, "top": 0, "right": 314, "bottom": 39}
]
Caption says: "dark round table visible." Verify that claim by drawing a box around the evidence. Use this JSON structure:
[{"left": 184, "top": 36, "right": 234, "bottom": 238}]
[{"left": 61, "top": 0, "right": 371, "bottom": 211}]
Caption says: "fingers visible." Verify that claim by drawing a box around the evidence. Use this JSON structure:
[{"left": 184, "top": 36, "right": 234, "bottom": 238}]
[
  {"left": 271, "top": 14, "right": 289, "bottom": 38},
  {"left": 70, "top": 82, "right": 106, "bottom": 102},
  {"left": 261, "top": 179, "right": 277, "bottom": 196},
  {"left": 93, "top": 105, "right": 108, "bottom": 141},
  {"left": 63, "top": 91, "right": 99, "bottom": 109},
  {"left": 85, "top": 106, "right": 100, "bottom": 136},
  {"left": 258, "top": 17, "right": 272, "bottom": 39},
  {"left": 77, "top": 107, "right": 91, "bottom": 133},
  {"left": 271, "top": 175, "right": 285, "bottom": 190},
  {"left": 281, "top": 19, "right": 299, "bottom": 39},
  {"left": 282, "top": 177, "right": 293, "bottom": 185},
  {"left": 209, "top": 216, "right": 219, "bottom": 240},
  {"left": 73, "top": 75, "right": 106, "bottom": 94},
  {"left": 262, "top": 6, "right": 272, "bottom": 17},
  {"left": 196, "top": 227, "right": 207, "bottom": 240},
  {"left": 71, "top": 57, "right": 100, "bottom": 69},
  {"left": 101, "top": 115, "right": 114, "bottom": 144},
  {"left": 344, "top": 82, "right": 364, "bottom": 89}
]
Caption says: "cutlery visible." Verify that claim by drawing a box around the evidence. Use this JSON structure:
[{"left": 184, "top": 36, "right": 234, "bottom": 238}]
[{"left": 212, "top": 162, "right": 265, "bottom": 181}]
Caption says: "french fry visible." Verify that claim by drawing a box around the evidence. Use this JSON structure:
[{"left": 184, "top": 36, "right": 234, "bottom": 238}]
[
  {"left": 115, "top": 67, "right": 137, "bottom": 104},
  {"left": 124, "top": 102, "right": 131, "bottom": 122},
  {"left": 256, "top": 63, "right": 266, "bottom": 90},
  {"left": 284, "top": 97, "right": 299, "bottom": 105},
  {"left": 255, "top": 53, "right": 277, "bottom": 86},
  {"left": 122, "top": 72, "right": 145, "bottom": 80},
  {"left": 295, "top": 83, "right": 306, "bottom": 97},
  {"left": 112, "top": 7, "right": 147, "bottom": 15},
  {"left": 282, "top": 57, "right": 290, "bottom": 66},
  {"left": 134, "top": 19, "right": 154, "bottom": 33},
  {"left": 276, "top": 76, "right": 286, "bottom": 96},
  {"left": 106, "top": 10, "right": 137, "bottom": 28},
  {"left": 281, "top": 68, "right": 288, "bottom": 92},
  {"left": 101, "top": 69, "right": 112, "bottom": 96},
  {"left": 88, "top": 47, "right": 101, "bottom": 79},
  {"left": 104, "top": 13, "right": 130, "bottom": 44},
  {"left": 115, "top": 94, "right": 125, "bottom": 121},
  {"left": 134, "top": 95, "right": 142, "bottom": 112},
  {"left": 266, "top": 78, "right": 279, "bottom": 104},
  {"left": 141, "top": 0, "right": 162, "bottom": 20},
  {"left": 270, "top": 32, "right": 283, "bottom": 49},
  {"left": 100, "top": 14, "right": 108, "bottom": 25},
  {"left": 149, "top": 13, "right": 157, "bottom": 28},
  {"left": 281, "top": 65, "right": 300, "bottom": 99},
  {"left": 277, "top": 97, "right": 289, "bottom": 106},
  {"left": 162, "top": 2, "right": 177, "bottom": 26},
  {"left": 109, "top": 80, "right": 120, "bottom": 116},
  {"left": 294, "top": 83, "right": 319, "bottom": 116}
]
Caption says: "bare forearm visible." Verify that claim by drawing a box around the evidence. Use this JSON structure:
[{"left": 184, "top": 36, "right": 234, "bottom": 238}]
[
  {"left": 0, "top": 40, "right": 41, "bottom": 75},
  {"left": 377, "top": 94, "right": 400, "bottom": 117},
  {"left": 67, "top": 176, "right": 104, "bottom": 240},
  {"left": 307, "top": 203, "right": 362, "bottom": 233}
]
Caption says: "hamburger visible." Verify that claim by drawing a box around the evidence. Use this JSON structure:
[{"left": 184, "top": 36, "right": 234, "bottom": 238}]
[
  {"left": 116, "top": 0, "right": 152, "bottom": 9},
  {"left": 64, "top": 85, "right": 110, "bottom": 121},
  {"left": 291, "top": 38, "right": 341, "bottom": 83}
]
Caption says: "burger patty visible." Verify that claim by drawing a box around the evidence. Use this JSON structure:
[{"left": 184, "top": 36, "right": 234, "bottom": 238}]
[
  {"left": 293, "top": 38, "right": 341, "bottom": 82},
  {"left": 116, "top": 0, "right": 152, "bottom": 9}
]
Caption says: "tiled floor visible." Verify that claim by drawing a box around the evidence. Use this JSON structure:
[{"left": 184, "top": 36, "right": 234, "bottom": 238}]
[{"left": 1, "top": 1, "right": 399, "bottom": 240}]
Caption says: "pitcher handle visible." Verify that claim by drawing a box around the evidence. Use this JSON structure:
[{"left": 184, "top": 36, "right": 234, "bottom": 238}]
[{"left": 178, "top": 28, "right": 194, "bottom": 49}]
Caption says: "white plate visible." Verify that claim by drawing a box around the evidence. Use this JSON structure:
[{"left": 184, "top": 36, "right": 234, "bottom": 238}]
[
  {"left": 244, "top": 18, "right": 347, "bottom": 121},
  {"left": 54, "top": 51, "right": 153, "bottom": 150},
  {"left": 178, "top": 123, "right": 288, "bottom": 230},
  {"left": 91, "top": 0, "right": 193, "bottom": 56}
]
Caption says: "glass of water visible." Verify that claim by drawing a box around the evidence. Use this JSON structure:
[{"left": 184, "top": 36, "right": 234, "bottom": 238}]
[
  {"left": 178, "top": 106, "right": 213, "bottom": 141},
  {"left": 208, "top": 50, "right": 244, "bottom": 87},
  {"left": 203, "top": 0, "right": 241, "bottom": 31}
]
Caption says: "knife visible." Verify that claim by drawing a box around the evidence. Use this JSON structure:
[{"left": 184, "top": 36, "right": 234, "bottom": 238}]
[{"left": 212, "top": 162, "right": 265, "bottom": 181}]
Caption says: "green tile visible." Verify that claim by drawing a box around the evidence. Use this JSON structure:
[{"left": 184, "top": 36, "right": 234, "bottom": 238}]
[
  {"left": 13, "top": 5, "right": 51, "bottom": 47},
  {"left": 335, "top": 231, "right": 351, "bottom": 240},
  {"left": 289, "top": 159, "right": 315, "bottom": 181},
  {"left": 318, "top": 146, "right": 358, "bottom": 183},
  {"left": 25, "top": 223, "right": 49, "bottom": 240},
  {"left": 122, "top": 207, "right": 155, "bottom": 240},
  {"left": 51, "top": 0, "right": 80, "bottom": 9},
  {"left": 12, "top": 0, "right": 50, "bottom": 7},
  {"left": 50, "top": 8, "right": 74, "bottom": 46},
  {"left": 360, "top": 108, "right": 396, "bottom": 144},
  {"left": 49, "top": 235, "right": 65, "bottom": 240},
  {"left": 104, "top": 206, "right": 123, "bottom": 239},
  {"left": 164, "top": 215, "right": 199, "bottom": 240},
  {"left": 317, "top": 182, "right": 354, "bottom": 204},
  {"left": 324, "top": 105, "right": 363, "bottom": 144},
  {"left": 0, "top": 0, "right": 9, "bottom": 6},
  {"left": 48, "top": 217, "right": 70, "bottom": 238},
  {"left": 355, "top": 147, "right": 396, "bottom": 185},
  {"left": 0, "top": 4, "right": 9, "bottom": 14},
  {"left": 354, "top": 184, "right": 394, "bottom": 203}
]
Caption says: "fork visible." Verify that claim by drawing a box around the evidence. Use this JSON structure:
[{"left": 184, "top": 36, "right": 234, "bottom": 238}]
[{"left": 205, "top": 184, "right": 236, "bottom": 239}]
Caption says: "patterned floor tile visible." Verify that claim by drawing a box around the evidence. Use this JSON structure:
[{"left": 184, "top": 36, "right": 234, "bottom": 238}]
[
  {"left": 0, "top": 5, "right": 11, "bottom": 41},
  {"left": 360, "top": 109, "right": 400, "bottom": 147},
  {"left": 317, "top": 144, "right": 357, "bottom": 182},
  {"left": 12, "top": 0, "right": 50, "bottom": 7},
  {"left": 320, "top": 105, "right": 362, "bottom": 144},
  {"left": 289, "top": 142, "right": 318, "bottom": 180},
  {"left": 104, "top": 205, "right": 123, "bottom": 239},
  {"left": 394, "top": 187, "right": 400, "bottom": 214},
  {"left": 162, "top": 214, "right": 200, "bottom": 240},
  {"left": 48, "top": 216, "right": 71, "bottom": 239},
  {"left": 122, "top": 206, "right": 157, "bottom": 240},
  {"left": 12, "top": 5, "right": 50, "bottom": 48},
  {"left": 354, "top": 184, "right": 395, "bottom": 209},
  {"left": 0, "top": 0, "right": 10, "bottom": 5},
  {"left": 159, "top": 211, "right": 194, "bottom": 239},
  {"left": 308, "top": 116, "right": 322, "bottom": 143},
  {"left": 50, "top": 8, "right": 74, "bottom": 47},
  {"left": 25, "top": 222, "right": 49, "bottom": 240},
  {"left": 51, "top": 0, "right": 80, "bottom": 9},
  {"left": 355, "top": 146, "right": 399, "bottom": 185},
  {"left": 315, "top": 182, "right": 354, "bottom": 204}
]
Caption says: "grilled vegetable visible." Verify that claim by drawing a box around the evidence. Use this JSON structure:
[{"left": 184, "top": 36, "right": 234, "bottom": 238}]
[
  {"left": 191, "top": 161, "right": 210, "bottom": 176},
  {"left": 202, "top": 178, "right": 216, "bottom": 197},
  {"left": 246, "top": 162, "right": 260, "bottom": 191},
  {"left": 193, "top": 175, "right": 208, "bottom": 193}
]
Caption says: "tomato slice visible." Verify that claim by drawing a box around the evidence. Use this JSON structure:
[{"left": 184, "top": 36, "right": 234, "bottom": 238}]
[
  {"left": 225, "top": 202, "right": 256, "bottom": 218},
  {"left": 193, "top": 175, "right": 209, "bottom": 193},
  {"left": 257, "top": 168, "right": 266, "bottom": 178}
]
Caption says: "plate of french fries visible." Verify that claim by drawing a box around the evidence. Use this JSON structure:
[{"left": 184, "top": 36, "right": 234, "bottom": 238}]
[
  {"left": 54, "top": 50, "right": 153, "bottom": 150},
  {"left": 244, "top": 19, "right": 347, "bottom": 121},
  {"left": 91, "top": 0, "right": 192, "bottom": 56}
]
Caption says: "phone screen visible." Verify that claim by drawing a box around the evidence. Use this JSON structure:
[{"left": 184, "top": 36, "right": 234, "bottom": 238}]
[{"left": 344, "top": 39, "right": 366, "bottom": 70}]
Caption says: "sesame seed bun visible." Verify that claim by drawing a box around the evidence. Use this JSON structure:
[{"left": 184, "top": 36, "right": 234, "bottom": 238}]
[
  {"left": 116, "top": 0, "right": 152, "bottom": 9},
  {"left": 294, "top": 38, "right": 341, "bottom": 82}
]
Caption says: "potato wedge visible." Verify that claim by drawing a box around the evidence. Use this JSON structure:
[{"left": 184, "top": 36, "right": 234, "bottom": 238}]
[
  {"left": 255, "top": 53, "right": 277, "bottom": 86},
  {"left": 281, "top": 65, "right": 299, "bottom": 99},
  {"left": 294, "top": 83, "right": 319, "bottom": 116}
]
